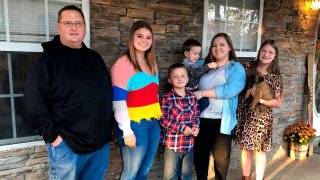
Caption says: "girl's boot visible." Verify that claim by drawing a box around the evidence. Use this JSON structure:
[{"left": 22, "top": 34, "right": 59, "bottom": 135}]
[{"left": 242, "top": 175, "right": 251, "bottom": 180}]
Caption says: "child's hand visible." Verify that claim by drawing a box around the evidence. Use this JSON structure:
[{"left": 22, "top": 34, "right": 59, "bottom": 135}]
[
  {"left": 186, "top": 86, "right": 193, "bottom": 91},
  {"left": 192, "top": 127, "right": 199, "bottom": 137},
  {"left": 250, "top": 86, "right": 256, "bottom": 96},
  {"left": 207, "top": 62, "right": 218, "bottom": 69},
  {"left": 183, "top": 126, "right": 193, "bottom": 136}
]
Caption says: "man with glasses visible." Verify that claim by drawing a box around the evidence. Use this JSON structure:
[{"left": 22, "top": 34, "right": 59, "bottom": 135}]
[{"left": 23, "top": 5, "right": 113, "bottom": 179}]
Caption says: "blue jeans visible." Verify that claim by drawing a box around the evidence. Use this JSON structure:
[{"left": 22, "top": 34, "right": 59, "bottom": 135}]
[
  {"left": 114, "top": 119, "right": 160, "bottom": 180},
  {"left": 46, "top": 141, "right": 110, "bottom": 180},
  {"left": 164, "top": 147, "right": 193, "bottom": 180}
]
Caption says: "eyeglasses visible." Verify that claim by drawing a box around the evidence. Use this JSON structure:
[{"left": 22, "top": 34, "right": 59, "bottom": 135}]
[
  {"left": 260, "top": 50, "right": 276, "bottom": 55},
  {"left": 59, "top": 21, "right": 84, "bottom": 28}
]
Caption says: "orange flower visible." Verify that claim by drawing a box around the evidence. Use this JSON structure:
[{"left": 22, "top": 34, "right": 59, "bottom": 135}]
[{"left": 283, "top": 120, "right": 317, "bottom": 145}]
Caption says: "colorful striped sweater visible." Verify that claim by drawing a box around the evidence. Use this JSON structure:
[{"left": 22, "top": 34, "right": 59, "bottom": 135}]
[{"left": 111, "top": 55, "right": 162, "bottom": 136}]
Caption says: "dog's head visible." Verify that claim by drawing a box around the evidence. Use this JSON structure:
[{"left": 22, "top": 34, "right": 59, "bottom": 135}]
[
  {"left": 253, "top": 71, "right": 264, "bottom": 83},
  {"left": 249, "top": 71, "right": 264, "bottom": 87}
]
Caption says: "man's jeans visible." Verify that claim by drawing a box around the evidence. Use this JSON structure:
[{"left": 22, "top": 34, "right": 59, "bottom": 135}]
[
  {"left": 46, "top": 141, "right": 110, "bottom": 180},
  {"left": 114, "top": 119, "right": 160, "bottom": 180},
  {"left": 164, "top": 147, "right": 193, "bottom": 180}
]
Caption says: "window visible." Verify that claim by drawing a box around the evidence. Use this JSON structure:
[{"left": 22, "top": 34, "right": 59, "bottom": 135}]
[
  {"left": 202, "top": 0, "right": 264, "bottom": 58},
  {"left": 0, "top": 0, "right": 89, "bottom": 145}
]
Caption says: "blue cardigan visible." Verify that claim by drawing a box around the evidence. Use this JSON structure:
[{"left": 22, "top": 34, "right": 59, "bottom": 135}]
[{"left": 215, "top": 60, "right": 246, "bottom": 135}]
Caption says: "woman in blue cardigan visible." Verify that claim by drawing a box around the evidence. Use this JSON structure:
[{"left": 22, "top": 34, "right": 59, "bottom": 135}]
[{"left": 193, "top": 33, "right": 246, "bottom": 180}]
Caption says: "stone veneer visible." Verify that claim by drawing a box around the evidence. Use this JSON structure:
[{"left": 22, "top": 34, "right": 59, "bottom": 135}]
[
  {"left": 0, "top": 0, "right": 318, "bottom": 179},
  {"left": 0, "top": 142, "right": 48, "bottom": 179}
]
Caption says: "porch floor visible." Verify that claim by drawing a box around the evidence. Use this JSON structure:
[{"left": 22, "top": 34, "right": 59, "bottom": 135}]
[{"left": 227, "top": 144, "right": 320, "bottom": 180}]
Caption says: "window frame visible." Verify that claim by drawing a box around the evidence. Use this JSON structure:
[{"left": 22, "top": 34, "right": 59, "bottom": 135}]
[
  {"left": 0, "top": 0, "right": 90, "bottom": 52},
  {"left": 202, "top": 0, "right": 264, "bottom": 58},
  {"left": 0, "top": 0, "right": 90, "bottom": 145},
  {"left": 312, "top": 54, "right": 320, "bottom": 136}
]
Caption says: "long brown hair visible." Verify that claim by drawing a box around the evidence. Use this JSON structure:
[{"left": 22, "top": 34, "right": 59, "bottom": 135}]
[
  {"left": 125, "top": 20, "right": 156, "bottom": 75},
  {"left": 255, "top": 39, "right": 283, "bottom": 96},
  {"left": 204, "top": 33, "right": 238, "bottom": 64},
  {"left": 257, "top": 39, "right": 281, "bottom": 76}
]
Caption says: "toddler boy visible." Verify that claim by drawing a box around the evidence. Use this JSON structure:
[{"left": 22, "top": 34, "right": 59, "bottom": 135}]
[{"left": 182, "top": 39, "right": 218, "bottom": 90}]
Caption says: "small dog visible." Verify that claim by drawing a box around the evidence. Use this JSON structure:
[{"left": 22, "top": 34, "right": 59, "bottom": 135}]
[{"left": 245, "top": 71, "right": 273, "bottom": 118}]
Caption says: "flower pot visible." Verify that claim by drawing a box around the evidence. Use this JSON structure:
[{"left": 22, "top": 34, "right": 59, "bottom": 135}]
[{"left": 290, "top": 142, "right": 308, "bottom": 160}]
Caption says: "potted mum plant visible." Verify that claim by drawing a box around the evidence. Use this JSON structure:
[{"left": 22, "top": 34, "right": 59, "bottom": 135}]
[{"left": 283, "top": 120, "right": 316, "bottom": 160}]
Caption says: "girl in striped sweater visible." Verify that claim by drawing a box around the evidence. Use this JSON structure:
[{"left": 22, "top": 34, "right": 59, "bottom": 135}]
[{"left": 111, "top": 20, "right": 162, "bottom": 180}]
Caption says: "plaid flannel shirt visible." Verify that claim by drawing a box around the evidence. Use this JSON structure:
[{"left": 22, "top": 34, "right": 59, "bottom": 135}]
[{"left": 160, "top": 89, "right": 200, "bottom": 152}]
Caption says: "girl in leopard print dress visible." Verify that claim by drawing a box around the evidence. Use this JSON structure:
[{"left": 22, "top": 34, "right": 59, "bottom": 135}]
[{"left": 233, "top": 39, "right": 283, "bottom": 180}]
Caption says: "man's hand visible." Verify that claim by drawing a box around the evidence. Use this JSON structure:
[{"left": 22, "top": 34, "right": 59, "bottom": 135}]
[{"left": 51, "top": 135, "right": 63, "bottom": 147}]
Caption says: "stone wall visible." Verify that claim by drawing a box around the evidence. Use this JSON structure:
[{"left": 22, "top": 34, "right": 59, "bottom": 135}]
[
  {"left": 89, "top": 0, "right": 319, "bottom": 178},
  {"left": 90, "top": 0, "right": 204, "bottom": 95},
  {"left": 0, "top": 0, "right": 319, "bottom": 179},
  {"left": 261, "top": 0, "right": 318, "bottom": 161},
  {"left": 0, "top": 142, "right": 48, "bottom": 179},
  {"left": 89, "top": 0, "right": 204, "bottom": 178}
]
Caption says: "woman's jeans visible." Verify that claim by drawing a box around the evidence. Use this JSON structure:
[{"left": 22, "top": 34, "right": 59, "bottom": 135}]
[
  {"left": 114, "top": 119, "right": 160, "bottom": 180},
  {"left": 46, "top": 141, "right": 110, "bottom": 180},
  {"left": 164, "top": 147, "right": 193, "bottom": 180},
  {"left": 194, "top": 118, "right": 232, "bottom": 180}
]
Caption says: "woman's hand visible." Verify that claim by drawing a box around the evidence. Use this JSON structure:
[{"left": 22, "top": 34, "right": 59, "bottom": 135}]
[
  {"left": 262, "top": 92, "right": 283, "bottom": 108},
  {"left": 193, "top": 91, "right": 202, "bottom": 99},
  {"left": 194, "top": 89, "right": 217, "bottom": 99},
  {"left": 124, "top": 134, "right": 136, "bottom": 148}
]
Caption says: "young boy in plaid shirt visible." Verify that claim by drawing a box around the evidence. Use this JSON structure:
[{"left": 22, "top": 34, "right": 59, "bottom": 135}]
[{"left": 160, "top": 63, "right": 200, "bottom": 180}]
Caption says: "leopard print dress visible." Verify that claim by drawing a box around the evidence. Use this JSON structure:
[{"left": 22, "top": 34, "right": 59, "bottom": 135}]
[{"left": 233, "top": 62, "right": 282, "bottom": 152}]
